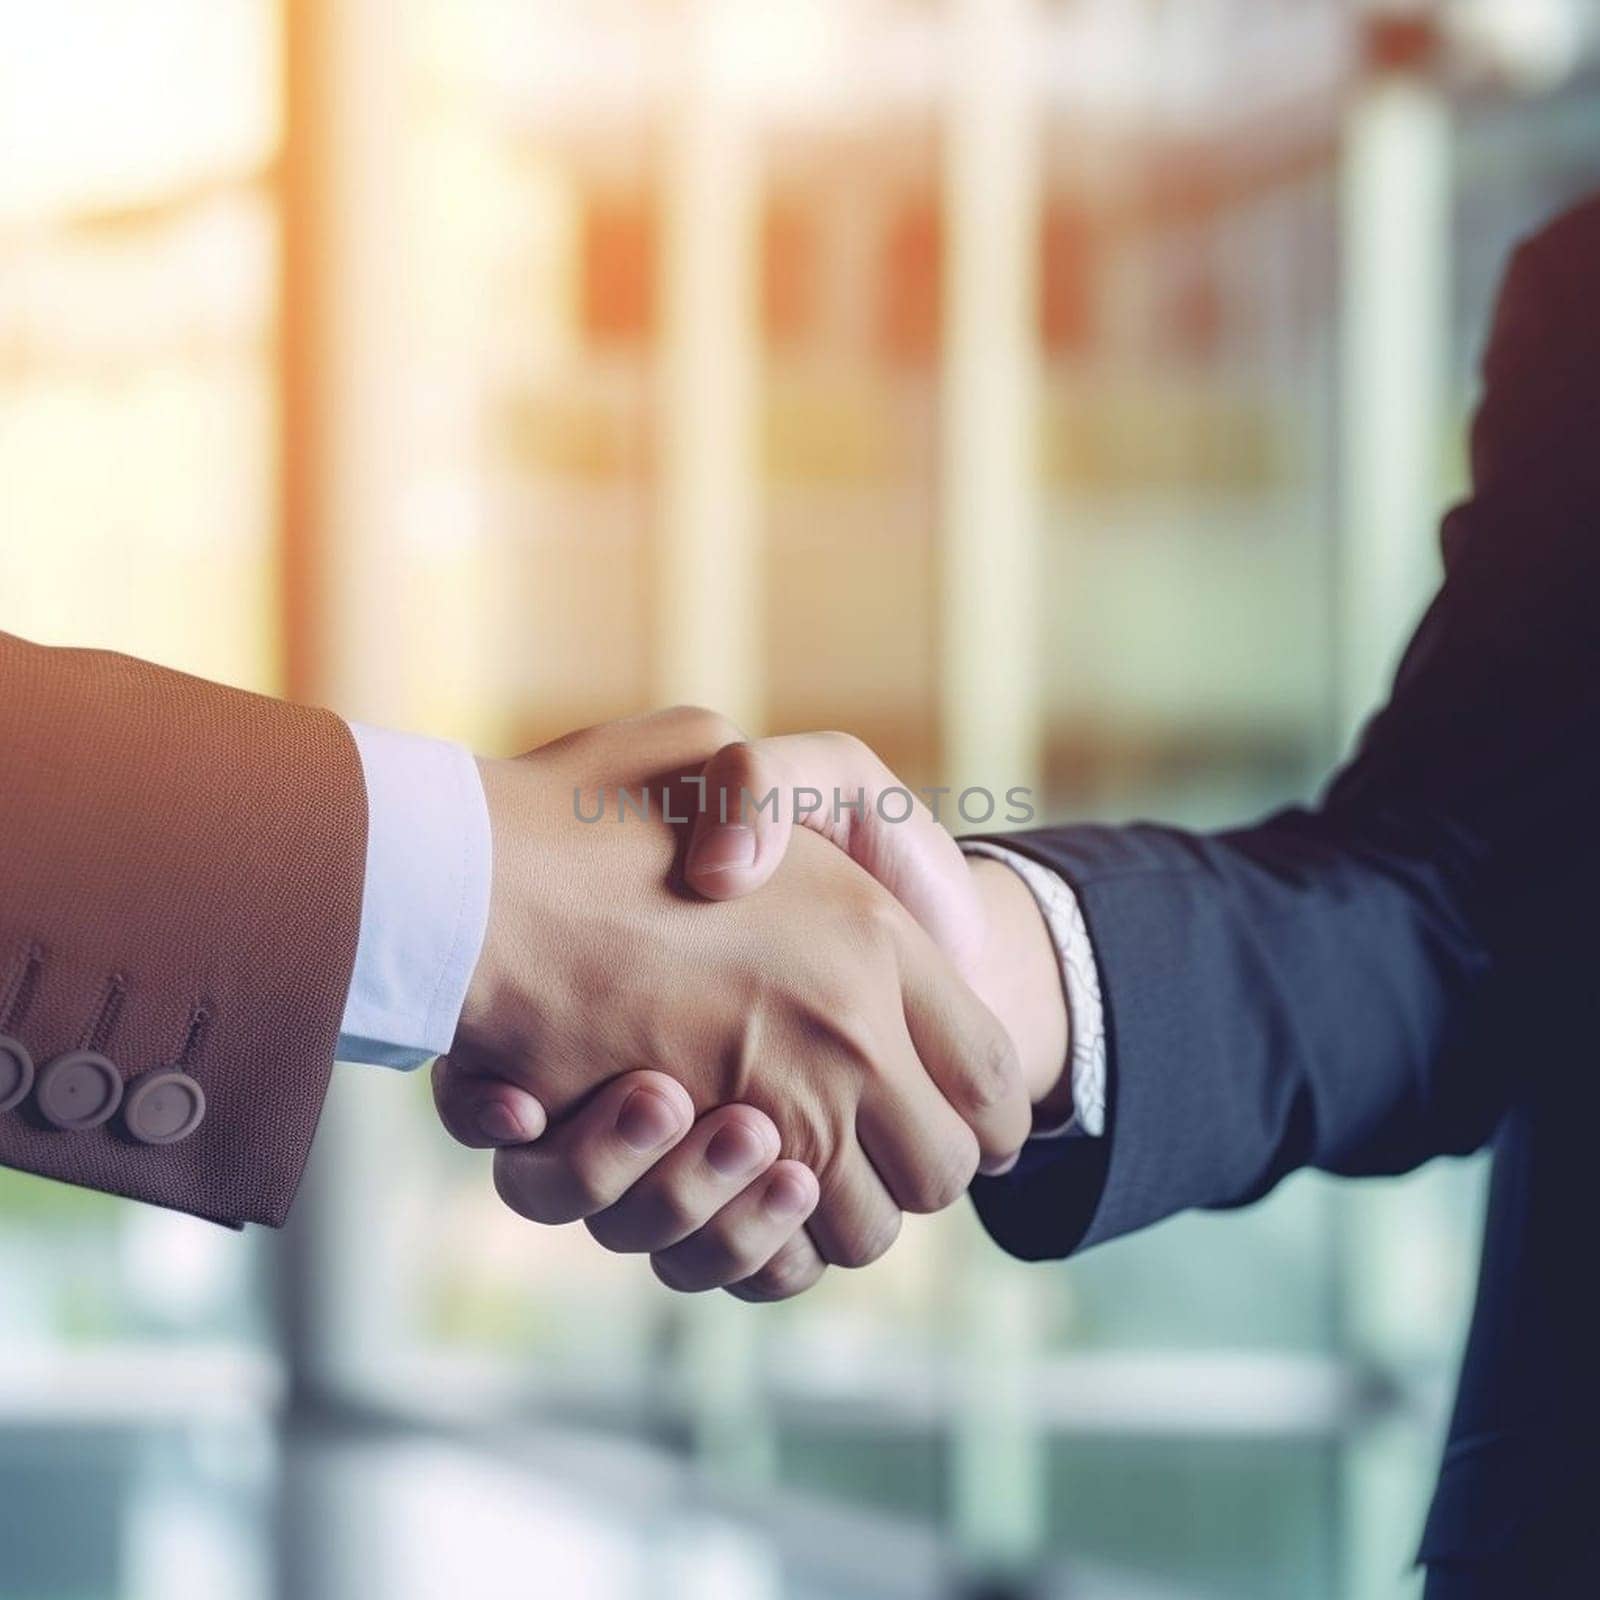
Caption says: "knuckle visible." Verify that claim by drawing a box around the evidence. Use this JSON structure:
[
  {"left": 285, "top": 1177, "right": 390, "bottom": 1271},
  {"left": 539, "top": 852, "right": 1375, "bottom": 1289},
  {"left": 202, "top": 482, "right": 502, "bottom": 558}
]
[
  {"left": 825, "top": 730, "right": 892, "bottom": 796},
  {"left": 652, "top": 1248, "right": 712, "bottom": 1295},
  {"left": 651, "top": 1213, "right": 747, "bottom": 1292},
  {"left": 650, "top": 1185, "right": 704, "bottom": 1243},
  {"left": 743, "top": 1245, "right": 817, "bottom": 1302},
  {"left": 491, "top": 1151, "right": 540, "bottom": 1222},
  {"left": 650, "top": 1252, "right": 690, "bottom": 1293},
  {"left": 906, "top": 1129, "right": 980, "bottom": 1214},
  {"left": 828, "top": 1205, "right": 901, "bottom": 1269},
  {"left": 857, "top": 883, "right": 904, "bottom": 935},
  {"left": 846, "top": 890, "right": 909, "bottom": 958},
  {"left": 743, "top": 1267, "right": 796, "bottom": 1302},
  {"left": 526, "top": 1140, "right": 615, "bottom": 1220},
  {"left": 772, "top": 1101, "right": 841, "bottom": 1179},
  {"left": 662, "top": 704, "right": 743, "bottom": 751},
  {"left": 583, "top": 1209, "right": 631, "bottom": 1252},
  {"left": 586, "top": 1179, "right": 697, "bottom": 1252},
  {"left": 565, "top": 1163, "right": 615, "bottom": 1218},
  {"left": 691, "top": 1228, "right": 752, "bottom": 1290},
  {"left": 958, "top": 1025, "right": 1024, "bottom": 1117},
  {"left": 823, "top": 729, "right": 868, "bottom": 765},
  {"left": 659, "top": 702, "right": 713, "bottom": 724}
]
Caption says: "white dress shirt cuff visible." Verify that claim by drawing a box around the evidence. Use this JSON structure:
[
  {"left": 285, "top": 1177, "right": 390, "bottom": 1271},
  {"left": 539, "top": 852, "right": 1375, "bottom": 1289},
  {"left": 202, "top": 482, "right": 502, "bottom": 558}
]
[
  {"left": 960, "top": 840, "right": 1106, "bottom": 1139},
  {"left": 337, "top": 722, "right": 493, "bottom": 1069}
]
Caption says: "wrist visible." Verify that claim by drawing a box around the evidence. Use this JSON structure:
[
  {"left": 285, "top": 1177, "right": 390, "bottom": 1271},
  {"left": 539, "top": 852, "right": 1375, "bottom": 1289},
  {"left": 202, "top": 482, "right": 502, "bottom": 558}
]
[
  {"left": 457, "top": 755, "right": 522, "bottom": 1052},
  {"left": 967, "top": 856, "right": 1072, "bottom": 1113}
]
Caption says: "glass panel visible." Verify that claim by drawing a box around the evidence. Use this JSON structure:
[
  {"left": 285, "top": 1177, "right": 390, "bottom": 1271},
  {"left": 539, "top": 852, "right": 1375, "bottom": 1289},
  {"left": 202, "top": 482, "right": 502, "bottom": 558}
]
[{"left": 0, "top": 0, "right": 279, "bottom": 1353}]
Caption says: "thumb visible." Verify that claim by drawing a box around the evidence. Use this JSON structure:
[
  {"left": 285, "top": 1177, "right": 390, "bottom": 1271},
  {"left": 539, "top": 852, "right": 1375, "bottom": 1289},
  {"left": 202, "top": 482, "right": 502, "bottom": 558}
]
[
  {"left": 683, "top": 733, "right": 987, "bottom": 978},
  {"left": 432, "top": 1055, "right": 550, "bottom": 1149}
]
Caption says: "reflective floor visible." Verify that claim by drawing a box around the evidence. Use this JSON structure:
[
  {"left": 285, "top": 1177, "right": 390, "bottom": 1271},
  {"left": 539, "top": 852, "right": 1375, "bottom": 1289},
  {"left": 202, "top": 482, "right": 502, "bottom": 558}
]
[{"left": 0, "top": 1419, "right": 1206, "bottom": 1600}]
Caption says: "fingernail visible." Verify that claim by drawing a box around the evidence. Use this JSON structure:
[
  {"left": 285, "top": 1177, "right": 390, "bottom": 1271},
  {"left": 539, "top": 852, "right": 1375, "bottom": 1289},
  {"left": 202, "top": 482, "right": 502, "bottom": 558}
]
[
  {"left": 764, "top": 1170, "right": 814, "bottom": 1220},
  {"left": 705, "top": 1120, "right": 768, "bottom": 1178},
  {"left": 477, "top": 1100, "right": 529, "bottom": 1145},
  {"left": 616, "top": 1088, "right": 682, "bottom": 1153},
  {"left": 689, "top": 825, "right": 757, "bottom": 876},
  {"left": 978, "top": 1151, "right": 1020, "bottom": 1177}
]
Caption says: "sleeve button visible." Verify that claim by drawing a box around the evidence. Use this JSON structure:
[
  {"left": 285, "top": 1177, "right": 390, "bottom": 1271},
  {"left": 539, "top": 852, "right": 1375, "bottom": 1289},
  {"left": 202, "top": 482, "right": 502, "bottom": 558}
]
[
  {"left": 0, "top": 1035, "right": 35, "bottom": 1114},
  {"left": 36, "top": 1050, "right": 125, "bottom": 1131},
  {"left": 122, "top": 1071, "right": 207, "bottom": 1146}
]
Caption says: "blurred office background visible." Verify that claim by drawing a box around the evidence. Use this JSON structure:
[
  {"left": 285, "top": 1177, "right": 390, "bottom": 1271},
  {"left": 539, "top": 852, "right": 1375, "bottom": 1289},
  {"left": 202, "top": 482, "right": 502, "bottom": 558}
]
[{"left": 2, "top": 1, "right": 1597, "bottom": 1596}]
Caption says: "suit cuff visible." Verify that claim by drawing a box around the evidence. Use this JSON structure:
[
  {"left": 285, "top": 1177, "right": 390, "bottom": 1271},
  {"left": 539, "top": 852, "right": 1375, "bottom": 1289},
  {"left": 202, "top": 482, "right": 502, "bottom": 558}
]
[
  {"left": 337, "top": 722, "right": 492, "bottom": 1068},
  {"left": 960, "top": 840, "right": 1106, "bottom": 1138}
]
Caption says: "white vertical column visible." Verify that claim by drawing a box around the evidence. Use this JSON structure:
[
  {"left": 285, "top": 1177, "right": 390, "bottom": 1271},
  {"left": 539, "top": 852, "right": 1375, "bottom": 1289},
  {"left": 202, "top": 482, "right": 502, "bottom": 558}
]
[
  {"left": 941, "top": 0, "right": 1043, "bottom": 798},
  {"left": 941, "top": 0, "right": 1047, "bottom": 1585},
  {"left": 655, "top": 0, "right": 764, "bottom": 734},
  {"left": 658, "top": 0, "right": 772, "bottom": 1489},
  {"left": 1337, "top": 20, "right": 1459, "bottom": 1597},
  {"left": 1336, "top": 19, "right": 1451, "bottom": 741},
  {"left": 292, "top": 0, "right": 413, "bottom": 724},
  {"left": 275, "top": 0, "right": 421, "bottom": 1407},
  {"left": 946, "top": 1218, "right": 1048, "bottom": 1582}
]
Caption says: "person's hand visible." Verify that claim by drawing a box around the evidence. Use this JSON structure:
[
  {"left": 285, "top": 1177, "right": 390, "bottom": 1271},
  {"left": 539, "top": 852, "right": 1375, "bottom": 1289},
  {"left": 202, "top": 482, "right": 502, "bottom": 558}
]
[
  {"left": 437, "top": 1065, "right": 826, "bottom": 1298},
  {"left": 679, "top": 733, "right": 1069, "bottom": 1112},
  {"left": 466, "top": 729, "right": 1071, "bottom": 1301},
  {"left": 430, "top": 708, "right": 1030, "bottom": 1276},
  {"left": 682, "top": 732, "right": 991, "bottom": 978}
]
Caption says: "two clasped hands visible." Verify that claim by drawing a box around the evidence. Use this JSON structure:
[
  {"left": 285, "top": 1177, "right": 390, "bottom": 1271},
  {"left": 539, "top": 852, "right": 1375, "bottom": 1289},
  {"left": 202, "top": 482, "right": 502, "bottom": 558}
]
[{"left": 431, "top": 707, "right": 1071, "bottom": 1301}]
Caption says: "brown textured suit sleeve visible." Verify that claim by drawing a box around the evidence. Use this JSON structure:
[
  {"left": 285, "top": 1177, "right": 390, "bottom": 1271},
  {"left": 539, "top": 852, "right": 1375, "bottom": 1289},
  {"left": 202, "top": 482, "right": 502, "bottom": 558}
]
[{"left": 0, "top": 630, "right": 367, "bottom": 1227}]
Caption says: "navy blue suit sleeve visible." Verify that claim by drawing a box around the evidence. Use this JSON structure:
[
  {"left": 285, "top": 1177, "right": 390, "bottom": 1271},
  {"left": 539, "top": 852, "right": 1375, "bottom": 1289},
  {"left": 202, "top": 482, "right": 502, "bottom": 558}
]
[
  {"left": 969, "top": 816, "right": 1494, "bottom": 1260},
  {"left": 972, "top": 199, "right": 1600, "bottom": 1262}
]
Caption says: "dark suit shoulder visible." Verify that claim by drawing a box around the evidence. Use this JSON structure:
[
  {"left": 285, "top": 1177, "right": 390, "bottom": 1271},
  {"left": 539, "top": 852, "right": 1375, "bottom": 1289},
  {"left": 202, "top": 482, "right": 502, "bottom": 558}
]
[{"left": 1473, "top": 190, "right": 1600, "bottom": 489}]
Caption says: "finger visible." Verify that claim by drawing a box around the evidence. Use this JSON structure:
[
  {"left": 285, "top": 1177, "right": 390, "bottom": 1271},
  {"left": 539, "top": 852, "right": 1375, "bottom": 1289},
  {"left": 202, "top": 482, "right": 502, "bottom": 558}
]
[
  {"left": 651, "top": 1161, "right": 820, "bottom": 1293},
  {"left": 492, "top": 1072, "right": 693, "bottom": 1224},
  {"left": 725, "top": 1228, "right": 829, "bottom": 1303},
  {"left": 683, "top": 738, "right": 794, "bottom": 899},
  {"left": 854, "top": 1038, "right": 981, "bottom": 1214},
  {"left": 585, "top": 1104, "right": 782, "bottom": 1254},
  {"left": 806, "top": 1146, "right": 902, "bottom": 1269},
  {"left": 432, "top": 1054, "right": 548, "bottom": 1148},
  {"left": 683, "top": 732, "right": 986, "bottom": 978},
  {"left": 900, "top": 933, "right": 1030, "bottom": 1175}
]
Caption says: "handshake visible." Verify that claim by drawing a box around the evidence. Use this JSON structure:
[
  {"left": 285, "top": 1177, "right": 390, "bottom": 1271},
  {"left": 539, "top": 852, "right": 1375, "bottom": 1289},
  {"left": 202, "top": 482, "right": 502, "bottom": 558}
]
[{"left": 431, "top": 707, "right": 1070, "bottom": 1302}]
